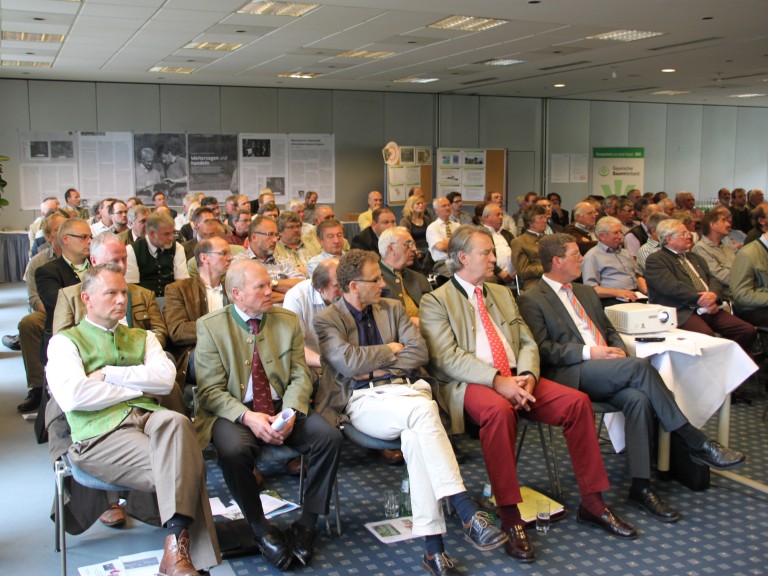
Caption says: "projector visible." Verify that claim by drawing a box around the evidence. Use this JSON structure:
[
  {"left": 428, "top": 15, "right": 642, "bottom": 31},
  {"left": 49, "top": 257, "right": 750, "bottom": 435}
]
[{"left": 604, "top": 303, "right": 677, "bottom": 335}]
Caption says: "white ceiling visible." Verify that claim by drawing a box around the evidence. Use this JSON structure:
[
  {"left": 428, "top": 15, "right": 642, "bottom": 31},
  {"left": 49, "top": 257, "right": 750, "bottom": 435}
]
[{"left": 1, "top": 0, "right": 767, "bottom": 106}]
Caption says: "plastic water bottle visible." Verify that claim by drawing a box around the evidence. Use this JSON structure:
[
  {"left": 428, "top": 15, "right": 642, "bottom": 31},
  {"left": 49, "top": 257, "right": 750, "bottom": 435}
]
[{"left": 400, "top": 470, "right": 412, "bottom": 516}]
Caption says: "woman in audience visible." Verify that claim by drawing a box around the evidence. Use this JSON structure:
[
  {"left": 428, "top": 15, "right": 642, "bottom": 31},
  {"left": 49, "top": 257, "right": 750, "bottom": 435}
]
[
  {"left": 400, "top": 194, "right": 431, "bottom": 271},
  {"left": 548, "top": 192, "right": 569, "bottom": 227}
]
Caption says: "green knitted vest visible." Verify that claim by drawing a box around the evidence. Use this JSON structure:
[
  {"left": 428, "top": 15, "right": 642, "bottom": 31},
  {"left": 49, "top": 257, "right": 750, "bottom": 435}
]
[{"left": 61, "top": 321, "right": 162, "bottom": 442}]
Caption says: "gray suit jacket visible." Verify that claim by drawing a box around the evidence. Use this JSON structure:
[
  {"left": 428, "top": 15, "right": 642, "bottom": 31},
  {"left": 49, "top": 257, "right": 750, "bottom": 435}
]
[
  {"left": 313, "top": 297, "right": 428, "bottom": 426},
  {"left": 645, "top": 247, "right": 723, "bottom": 324},
  {"left": 419, "top": 279, "right": 540, "bottom": 434},
  {"left": 517, "top": 280, "right": 626, "bottom": 388},
  {"left": 194, "top": 305, "right": 312, "bottom": 448}
]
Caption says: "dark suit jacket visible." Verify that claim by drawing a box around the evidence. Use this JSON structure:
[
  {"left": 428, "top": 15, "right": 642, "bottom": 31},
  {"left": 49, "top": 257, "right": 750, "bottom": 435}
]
[
  {"left": 36, "top": 257, "right": 84, "bottom": 361},
  {"left": 645, "top": 247, "right": 723, "bottom": 324},
  {"left": 351, "top": 226, "right": 380, "bottom": 253},
  {"left": 183, "top": 238, "right": 198, "bottom": 262},
  {"left": 380, "top": 262, "right": 431, "bottom": 308},
  {"left": 563, "top": 224, "right": 597, "bottom": 255},
  {"left": 517, "top": 280, "right": 626, "bottom": 389},
  {"left": 163, "top": 277, "right": 227, "bottom": 385}
]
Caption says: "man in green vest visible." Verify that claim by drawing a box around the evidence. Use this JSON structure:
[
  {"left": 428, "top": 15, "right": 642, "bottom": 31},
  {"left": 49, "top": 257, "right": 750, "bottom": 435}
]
[{"left": 46, "top": 264, "right": 220, "bottom": 576}]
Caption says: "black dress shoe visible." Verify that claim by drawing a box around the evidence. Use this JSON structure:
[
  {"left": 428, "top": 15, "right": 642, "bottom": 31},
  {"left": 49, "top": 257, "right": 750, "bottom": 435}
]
[
  {"left": 462, "top": 511, "right": 508, "bottom": 551},
  {"left": 421, "top": 552, "right": 456, "bottom": 575},
  {"left": 380, "top": 449, "right": 405, "bottom": 465},
  {"left": 289, "top": 521, "right": 316, "bottom": 566},
  {"left": 17, "top": 387, "right": 42, "bottom": 413},
  {"left": 255, "top": 525, "right": 293, "bottom": 571},
  {"left": 628, "top": 488, "right": 679, "bottom": 523},
  {"left": 689, "top": 440, "right": 746, "bottom": 470},
  {"left": 577, "top": 505, "right": 638, "bottom": 540},
  {"left": 504, "top": 524, "right": 535, "bottom": 563}
]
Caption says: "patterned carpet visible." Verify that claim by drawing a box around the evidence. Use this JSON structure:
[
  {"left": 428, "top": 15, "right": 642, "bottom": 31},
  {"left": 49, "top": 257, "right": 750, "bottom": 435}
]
[{"left": 206, "top": 379, "right": 768, "bottom": 576}]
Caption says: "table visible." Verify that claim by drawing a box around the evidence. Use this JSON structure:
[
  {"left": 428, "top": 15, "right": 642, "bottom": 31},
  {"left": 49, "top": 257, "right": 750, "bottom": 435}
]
[
  {"left": 0, "top": 230, "right": 29, "bottom": 283},
  {"left": 608, "top": 329, "right": 765, "bottom": 493}
]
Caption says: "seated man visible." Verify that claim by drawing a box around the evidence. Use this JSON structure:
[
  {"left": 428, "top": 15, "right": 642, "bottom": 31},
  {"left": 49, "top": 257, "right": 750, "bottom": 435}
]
[
  {"left": 351, "top": 207, "right": 396, "bottom": 253},
  {"left": 481, "top": 203, "right": 516, "bottom": 284},
  {"left": 46, "top": 264, "right": 220, "bottom": 576},
  {"left": 645, "top": 219, "right": 755, "bottom": 352},
  {"left": 314, "top": 249, "right": 507, "bottom": 575},
  {"left": 518, "top": 234, "right": 746, "bottom": 523},
  {"left": 691, "top": 207, "right": 737, "bottom": 298},
  {"left": 447, "top": 191, "right": 473, "bottom": 225},
  {"left": 120, "top": 205, "right": 150, "bottom": 246},
  {"left": 306, "top": 219, "right": 346, "bottom": 277},
  {"left": 731, "top": 227, "right": 768, "bottom": 326},
  {"left": 164, "top": 236, "right": 233, "bottom": 387},
  {"left": 17, "top": 209, "right": 69, "bottom": 413},
  {"left": 182, "top": 207, "right": 215, "bottom": 261},
  {"left": 624, "top": 202, "right": 661, "bottom": 258},
  {"left": 194, "top": 259, "right": 342, "bottom": 570},
  {"left": 358, "top": 190, "right": 383, "bottom": 230},
  {"left": 302, "top": 205, "right": 352, "bottom": 257},
  {"left": 636, "top": 212, "right": 670, "bottom": 277},
  {"left": 420, "top": 226, "right": 638, "bottom": 564},
  {"left": 582, "top": 216, "right": 647, "bottom": 306},
  {"left": 273, "top": 211, "right": 312, "bottom": 276},
  {"left": 510, "top": 205, "right": 549, "bottom": 290},
  {"left": 126, "top": 212, "right": 190, "bottom": 297},
  {"left": 426, "top": 197, "right": 460, "bottom": 276},
  {"left": 564, "top": 201, "right": 599, "bottom": 255},
  {"left": 379, "top": 227, "right": 432, "bottom": 326},
  {"left": 226, "top": 208, "right": 251, "bottom": 247},
  {"left": 234, "top": 215, "right": 303, "bottom": 304}
]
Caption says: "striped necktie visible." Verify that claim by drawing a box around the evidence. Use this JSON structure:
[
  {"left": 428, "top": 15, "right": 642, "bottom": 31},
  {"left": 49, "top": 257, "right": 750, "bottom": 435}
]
[{"left": 562, "top": 284, "right": 607, "bottom": 347}]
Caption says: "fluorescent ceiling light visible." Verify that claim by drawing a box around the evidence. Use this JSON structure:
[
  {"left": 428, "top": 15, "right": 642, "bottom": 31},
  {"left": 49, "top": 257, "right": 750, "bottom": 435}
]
[
  {"left": 277, "top": 71, "right": 321, "bottom": 78},
  {"left": 428, "top": 15, "right": 508, "bottom": 32},
  {"left": 337, "top": 50, "right": 395, "bottom": 59},
  {"left": 661, "top": 68, "right": 676, "bottom": 73},
  {"left": 651, "top": 90, "right": 690, "bottom": 95},
  {"left": 479, "top": 58, "right": 525, "bottom": 66},
  {"left": 586, "top": 29, "right": 665, "bottom": 42},
  {"left": 553, "top": 83, "right": 566, "bottom": 88},
  {"left": 1, "top": 31, "right": 65, "bottom": 43},
  {"left": 1, "top": 60, "right": 52, "bottom": 68},
  {"left": 729, "top": 93, "right": 766, "bottom": 98},
  {"left": 237, "top": 1, "right": 319, "bottom": 17},
  {"left": 148, "top": 66, "right": 196, "bottom": 74},
  {"left": 183, "top": 41, "right": 243, "bottom": 52},
  {"left": 393, "top": 76, "right": 438, "bottom": 84}
]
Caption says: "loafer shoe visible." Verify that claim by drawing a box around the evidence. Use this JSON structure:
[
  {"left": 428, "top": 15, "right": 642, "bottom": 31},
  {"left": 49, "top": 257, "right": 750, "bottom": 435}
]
[
  {"left": 381, "top": 449, "right": 405, "bottom": 466},
  {"left": 2, "top": 334, "right": 21, "bottom": 351},
  {"left": 159, "top": 529, "right": 198, "bottom": 576},
  {"left": 255, "top": 525, "right": 293, "bottom": 571},
  {"left": 462, "top": 511, "right": 508, "bottom": 551},
  {"left": 577, "top": 505, "right": 638, "bottom": 540},
  {"left": 99, "top": 503, "right": 126, "bottom": 528},
  {"left": 17, "top": 387, "right": 42, "bottom": 413},
  {"left": 628, "top": 488, "right": 679, "bottom": 523},
  {"left": 421, "top": 552, "right": 457, "bottom": 575},
  {"left": 289, "top": 521, "right": 316, "bottom": 566},
  {"left": 689, "top": 439, "right": 746, "bottom": 470},
  {"left": 504, "top": 524, "right": 535, "bottom": 563},
  {"left": 284, "top": 456, "right": 307, "bottom": 476}
]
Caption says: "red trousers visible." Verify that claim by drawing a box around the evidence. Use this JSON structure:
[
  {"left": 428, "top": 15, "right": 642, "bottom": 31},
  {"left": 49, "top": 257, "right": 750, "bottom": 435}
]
[{"left": 463, "top": 377, "right": 610, "bottom": 507}]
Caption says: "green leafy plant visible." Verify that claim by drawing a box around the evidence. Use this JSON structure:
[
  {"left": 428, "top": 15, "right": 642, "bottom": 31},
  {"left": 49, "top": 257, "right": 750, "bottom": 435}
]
[{"left": 0, "top": 155, "right": 8, "bottom": 209}]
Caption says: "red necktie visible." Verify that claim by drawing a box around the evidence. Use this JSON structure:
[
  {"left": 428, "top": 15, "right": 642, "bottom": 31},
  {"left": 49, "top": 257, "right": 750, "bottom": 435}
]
[
  {"left": 562, "top": 284, "right": 607, "bottom": 347},
  {"left": 474, "top": 287, "right": 511, "bottom": 377},
  {"left": 247, "top": 318, "right": 275, "bottom": 416}
]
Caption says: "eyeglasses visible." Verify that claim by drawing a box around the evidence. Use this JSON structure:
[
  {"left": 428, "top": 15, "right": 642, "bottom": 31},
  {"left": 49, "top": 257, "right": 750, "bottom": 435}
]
[
  {"left": 204, "top": 250, "right": 232, "bottom": 257},
  {"left": 402, "top": 241, "right": 416, "bottom": 248},
  {"left": 355, "top": 275, "right": 383, "bottom": 283},
  {"left": 112, "top": 210, "right": 128, "bottom": 215},
  {"left": 253, "top": 231, "right": 280, "bottom": 238},
  {"left": 66, "top": 233, "right": 93, "bottom": 241}
]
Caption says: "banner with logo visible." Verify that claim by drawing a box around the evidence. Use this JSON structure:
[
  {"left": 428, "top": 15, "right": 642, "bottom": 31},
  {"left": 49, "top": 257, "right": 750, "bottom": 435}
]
[{"left": 592, "top": 147, "right": 644, "bottom": 196}]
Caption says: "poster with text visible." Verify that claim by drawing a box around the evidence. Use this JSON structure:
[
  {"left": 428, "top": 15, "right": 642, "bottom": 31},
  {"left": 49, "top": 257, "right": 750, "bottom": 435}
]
[
  {"left": 238, "top": 133, "right": 287, "bottom": 201},
  {"left": 287, "top": 134, "right": 335, "bottom": 204},
  {"left": 592, "top": 147, "right": 644, "bottom": 197},
  {"left": 18, "top": 131, "right": 79, "bottom": 209},
  {"left": 436, "top": 148, "right": 487, "bottom": 199},
  {"left": 78, "top": 132, "right": 134, "bottom": 205},
  {"left": 188, "top": 134, "right": 238, "bottom": 199}
]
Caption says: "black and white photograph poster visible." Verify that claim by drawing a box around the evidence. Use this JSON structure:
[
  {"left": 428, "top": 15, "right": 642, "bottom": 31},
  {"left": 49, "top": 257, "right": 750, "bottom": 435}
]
[
  {"left": 17, "top": 131, "right": 79, "bottom": 209},
  {"left": 238, "top": 133, "right": 287, "bottom": 200},
  {"left": 188, "top": 133, "right": 238, "bottom": 199},
  {"left": 133, "top": 133, "right": 187, "bottom": 202}
]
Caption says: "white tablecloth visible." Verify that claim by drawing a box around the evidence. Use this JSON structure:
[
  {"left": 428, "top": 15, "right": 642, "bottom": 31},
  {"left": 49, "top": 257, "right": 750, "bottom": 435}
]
[{"left": 602, "top": 328, "right": 758, "bottom": 452}]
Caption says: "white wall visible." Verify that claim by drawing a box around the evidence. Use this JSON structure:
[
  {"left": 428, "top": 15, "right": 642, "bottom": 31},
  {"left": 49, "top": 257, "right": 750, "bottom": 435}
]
[{"left": 547, "top": 99, "right": 768, "bottom": 210}]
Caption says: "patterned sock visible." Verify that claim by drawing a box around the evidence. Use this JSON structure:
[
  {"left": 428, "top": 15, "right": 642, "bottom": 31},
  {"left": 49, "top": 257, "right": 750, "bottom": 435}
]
[
  {"left": 448, "top": 491, "right": 477, "bottom": 525},
  {"left": 424, "top": 534, "right": 445, "bottom": 556}
]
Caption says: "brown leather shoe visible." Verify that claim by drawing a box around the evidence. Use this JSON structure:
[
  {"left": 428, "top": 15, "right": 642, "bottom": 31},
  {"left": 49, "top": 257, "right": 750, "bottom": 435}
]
[
  {"left": 577, "top": 505, "right": 638, "bottom": 540},
  {"left": 284, "top": 456, "right": 307, "bottom": 476},
  {"left": 98, "top": 503, "right": 126, "bottom": 528},
  {"left": 159, "top": 529, "right": 199, "bottom": 576},
  {"left": 380, "top": 449, "right": 405, "bottom": 465},
  {"left": 504, "top": 524, "right": 535, "bottom": 562}
]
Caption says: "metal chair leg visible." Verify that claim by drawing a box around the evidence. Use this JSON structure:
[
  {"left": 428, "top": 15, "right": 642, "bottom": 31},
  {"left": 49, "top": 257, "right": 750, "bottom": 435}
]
[{"left": 54, "top": 458, "right": 69, "bottom": 576}]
